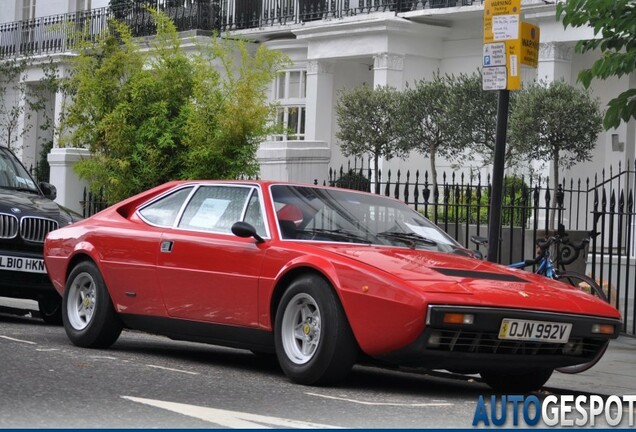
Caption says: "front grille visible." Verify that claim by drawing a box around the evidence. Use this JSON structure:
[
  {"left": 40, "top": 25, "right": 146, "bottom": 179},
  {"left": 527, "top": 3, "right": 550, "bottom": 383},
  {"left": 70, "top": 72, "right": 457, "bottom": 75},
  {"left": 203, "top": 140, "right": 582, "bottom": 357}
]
[
  {"left": 427, "top": 329, "right": 605, "bottom": 359},
  {"left": 19, "top": 217, "right": 58, "bottom": 243},
  {"left": 0, "top": 213, "right": 19, "bottom": 239}
]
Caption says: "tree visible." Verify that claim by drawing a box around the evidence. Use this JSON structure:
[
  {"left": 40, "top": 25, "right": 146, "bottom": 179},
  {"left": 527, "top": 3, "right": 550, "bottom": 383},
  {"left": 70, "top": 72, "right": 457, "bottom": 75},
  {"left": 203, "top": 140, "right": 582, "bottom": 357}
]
[
  {"left": 0, "top": 56, "right": 57, "bottom": 153},
  {"left": 446, "top": 71, "right": 499, "bottom": 165},
  {"left": 556, "top": 0, "right": 636, "bottom": 129},
  {"left": 509, "top": 81, "right": 602, "bottom": 226},
  {"left": 400, "top": 74, "right": 463, "bottom": 192},
  {"left": 60, "top": 9, "right": 286, "bottom": 202},
  {"left": 180, "top": 36, "right": 286, "bottom": 181},
  {"left": 335, "top": 84, "right": 408, "bottom": 192}
]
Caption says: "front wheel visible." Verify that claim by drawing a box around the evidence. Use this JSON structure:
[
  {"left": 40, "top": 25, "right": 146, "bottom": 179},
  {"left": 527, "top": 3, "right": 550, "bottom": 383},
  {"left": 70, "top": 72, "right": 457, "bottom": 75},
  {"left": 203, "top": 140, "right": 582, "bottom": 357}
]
[
  {"left": 480, "top": 368, "right": 553, "bottom": 393},
  {"left": 62, "top": 261, "right": 123, "bottom": 348},
  {"left": 274, "top": 274, "right": 358, "bottom": 386}
]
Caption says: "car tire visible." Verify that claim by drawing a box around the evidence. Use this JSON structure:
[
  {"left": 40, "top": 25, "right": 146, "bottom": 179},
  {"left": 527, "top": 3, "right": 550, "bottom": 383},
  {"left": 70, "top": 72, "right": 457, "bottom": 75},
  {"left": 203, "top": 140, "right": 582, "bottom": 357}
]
[
  {"left": 38, "top": 294, "right": 63, "bottom": 325},
  {"left": 480, "top": 368, "right": 553, "bottom": 393},
  {"left": 274, "top": 274, "right": 358, "bottom": 386},
  {"left": 62, "top": 261, "right": 123, "bottom": 348}
]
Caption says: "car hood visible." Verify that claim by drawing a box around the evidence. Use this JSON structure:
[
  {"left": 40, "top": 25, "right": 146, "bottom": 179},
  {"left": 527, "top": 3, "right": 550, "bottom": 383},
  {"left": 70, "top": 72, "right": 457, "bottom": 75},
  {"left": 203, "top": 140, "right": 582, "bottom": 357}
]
[
  {"left": 0, "top": 189, "right": 77, "bottom": 224},
  {"left": 316, "top": 244, "right": 620, "bottom": 317}
]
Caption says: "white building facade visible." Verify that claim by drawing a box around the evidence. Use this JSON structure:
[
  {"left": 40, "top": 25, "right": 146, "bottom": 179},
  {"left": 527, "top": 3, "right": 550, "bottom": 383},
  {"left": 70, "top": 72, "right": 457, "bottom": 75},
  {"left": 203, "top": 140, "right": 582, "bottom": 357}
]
[{"left": 0, "top": 0, "right": 634, "bottom": 207}]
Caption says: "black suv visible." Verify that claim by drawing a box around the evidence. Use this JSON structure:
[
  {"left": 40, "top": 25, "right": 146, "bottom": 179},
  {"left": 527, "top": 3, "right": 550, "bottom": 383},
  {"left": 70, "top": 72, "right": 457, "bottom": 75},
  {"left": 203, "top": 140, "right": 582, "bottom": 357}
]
[{"left": 0, "top": 146, "right": 81, "bottom": 324}]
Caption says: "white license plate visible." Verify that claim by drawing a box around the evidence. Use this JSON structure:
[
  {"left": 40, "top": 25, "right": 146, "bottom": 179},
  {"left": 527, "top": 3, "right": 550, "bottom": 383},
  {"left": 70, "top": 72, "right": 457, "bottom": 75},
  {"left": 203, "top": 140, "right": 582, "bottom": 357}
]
[
  {"left": 498, "top": 318, "right": 572, "bottom": 344},
  {"left": 0, "top": 254, "right": 47, "bottom": 274}
]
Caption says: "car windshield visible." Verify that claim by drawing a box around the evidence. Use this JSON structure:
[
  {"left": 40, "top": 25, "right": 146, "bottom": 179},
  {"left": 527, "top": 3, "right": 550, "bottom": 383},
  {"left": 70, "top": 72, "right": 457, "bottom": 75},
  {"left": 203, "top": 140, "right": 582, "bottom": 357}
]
[
  {"left": 271, "top": 185, "right": 464, "bottom": 253},
  {"left": 0, "top": 147, "right": 39, "bottom": 193}
]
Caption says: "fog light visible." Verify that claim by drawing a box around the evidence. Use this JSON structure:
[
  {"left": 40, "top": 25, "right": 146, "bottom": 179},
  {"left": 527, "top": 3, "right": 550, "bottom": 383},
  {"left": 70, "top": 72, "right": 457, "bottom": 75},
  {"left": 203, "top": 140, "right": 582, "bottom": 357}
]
[
  {"left": 428, "top": 331, "right": 442, "bottom": 348},
  {"left": 443, "top": 313, "right": 474, "bottom": 325},
  {"left": 592, "top": 324, "right": 615, "bottom": 335}
]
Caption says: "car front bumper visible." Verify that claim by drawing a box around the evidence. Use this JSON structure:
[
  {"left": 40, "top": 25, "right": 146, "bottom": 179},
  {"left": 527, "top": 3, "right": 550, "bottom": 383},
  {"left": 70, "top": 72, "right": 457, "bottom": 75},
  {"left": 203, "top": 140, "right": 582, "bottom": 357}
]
[
  {"left": 375, "top": 305, "right": 621, "bottom": 373},
  {"left": 0, "top": 249, "right": 54, "bottom": 300}
]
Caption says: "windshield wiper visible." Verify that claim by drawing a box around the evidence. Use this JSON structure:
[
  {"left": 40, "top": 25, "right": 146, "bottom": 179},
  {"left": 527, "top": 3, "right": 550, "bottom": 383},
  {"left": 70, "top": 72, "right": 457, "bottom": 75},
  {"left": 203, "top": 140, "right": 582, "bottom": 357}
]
[
  {"left": 377, "top": 231, "right": 437, "bottom": 249},
  {"left": 300, "top": 228, "right": 372, "bottom": 244}
]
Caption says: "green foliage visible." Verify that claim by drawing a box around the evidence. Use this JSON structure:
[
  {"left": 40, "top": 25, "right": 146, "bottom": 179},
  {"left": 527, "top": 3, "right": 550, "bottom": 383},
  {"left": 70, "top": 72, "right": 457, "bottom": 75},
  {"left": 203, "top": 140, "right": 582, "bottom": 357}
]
[
  {"left": 181, "top": 38, "right": 285, "bottom": 180},
  {"left": 335, "top": 85, "right": 409, "bottom": 188},
  {"left": 61, "top": 9, "right": 286, "bottom": 202},
  {"left": 334, "top": 169, "right": 370, "bottom": 192},
  {"left": 35, "top": 140, "right": 54, "bottom": 183},
  {"left": 446, "top": 70, "right": 512, "bottom": 166},
  {"left": 422, "top": 176, "right": 531, "bottom": 227},
  {"left": 556, "top": 0, "right": 636, "bottom": 129},
  {"left": 509, "top": 81, "right": 602, "bottom": 193},
  {"left": 400, "top": 73, "right": 463, "bottom": 189}
]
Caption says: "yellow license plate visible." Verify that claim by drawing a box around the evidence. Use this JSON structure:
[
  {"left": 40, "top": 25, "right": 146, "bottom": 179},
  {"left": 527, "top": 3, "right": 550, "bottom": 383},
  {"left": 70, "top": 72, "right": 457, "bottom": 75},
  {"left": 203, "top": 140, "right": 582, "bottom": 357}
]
[{"left": 498, "top": 318, "right": 572, "bottom": 343}]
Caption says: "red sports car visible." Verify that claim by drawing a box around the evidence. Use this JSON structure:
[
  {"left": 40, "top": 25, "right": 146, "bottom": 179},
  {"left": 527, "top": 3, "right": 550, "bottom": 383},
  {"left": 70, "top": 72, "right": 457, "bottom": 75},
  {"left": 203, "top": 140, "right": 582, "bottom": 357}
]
[{"left": 43, "top": 181, "right": 621, "bottom": 392}]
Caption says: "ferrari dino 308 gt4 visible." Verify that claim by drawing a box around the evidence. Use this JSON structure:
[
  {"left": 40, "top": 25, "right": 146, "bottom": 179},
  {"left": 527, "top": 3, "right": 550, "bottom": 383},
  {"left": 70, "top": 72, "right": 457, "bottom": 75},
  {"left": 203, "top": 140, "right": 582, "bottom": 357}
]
[{"left": 43, "top": 181, "right": 621, "bottom": 392}]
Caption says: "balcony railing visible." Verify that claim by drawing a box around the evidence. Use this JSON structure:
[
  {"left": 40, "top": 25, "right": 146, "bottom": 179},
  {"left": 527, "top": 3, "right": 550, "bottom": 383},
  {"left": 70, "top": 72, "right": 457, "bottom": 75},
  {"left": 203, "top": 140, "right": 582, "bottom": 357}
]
[{"left": 0, "top": 0, "right": 481, "bottom": 59}]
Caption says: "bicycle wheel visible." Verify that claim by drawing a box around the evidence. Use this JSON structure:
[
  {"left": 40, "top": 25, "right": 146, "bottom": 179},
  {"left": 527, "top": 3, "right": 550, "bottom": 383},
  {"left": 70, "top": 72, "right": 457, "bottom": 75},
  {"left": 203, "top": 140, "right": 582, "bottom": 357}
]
[
  {"left": 556, "top": 270, "right": 608, "bottom": 302},
  {"left": 554, "top": 271, "right": 609, "bottom": 375},
  {"left": 556, "top": 340, "right": 609, "bottom": 374}
]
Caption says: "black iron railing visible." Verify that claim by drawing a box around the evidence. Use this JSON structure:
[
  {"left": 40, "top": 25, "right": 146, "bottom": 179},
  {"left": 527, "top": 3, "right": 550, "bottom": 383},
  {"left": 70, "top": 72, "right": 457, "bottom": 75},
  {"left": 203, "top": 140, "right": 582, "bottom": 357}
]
[
  {"left": 0, "top": 0, "right": 481, "bottom": 59},
  {"left": 325, "top": 158, "right": 636, "bottom": 335}
]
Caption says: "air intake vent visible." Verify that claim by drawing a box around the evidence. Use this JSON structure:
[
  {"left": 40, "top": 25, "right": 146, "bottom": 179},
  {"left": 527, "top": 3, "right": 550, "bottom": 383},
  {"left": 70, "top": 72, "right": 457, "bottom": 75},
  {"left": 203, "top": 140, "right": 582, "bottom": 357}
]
[
  {"left": 0, "top": 213, "right": 19, "bottom": 239},
  {"left": 20, "top": 217, "right": 58, "bottom": 243},
  {"left": 433, "top": 267, "right": 528, "bottom": 283}
]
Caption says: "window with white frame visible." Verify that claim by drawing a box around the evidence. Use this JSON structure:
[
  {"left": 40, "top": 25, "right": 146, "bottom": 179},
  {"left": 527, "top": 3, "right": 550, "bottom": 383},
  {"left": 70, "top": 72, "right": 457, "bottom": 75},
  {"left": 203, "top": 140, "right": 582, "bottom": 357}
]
[{"left": 272, "top": 70, "right": 306, "bottom": 141}]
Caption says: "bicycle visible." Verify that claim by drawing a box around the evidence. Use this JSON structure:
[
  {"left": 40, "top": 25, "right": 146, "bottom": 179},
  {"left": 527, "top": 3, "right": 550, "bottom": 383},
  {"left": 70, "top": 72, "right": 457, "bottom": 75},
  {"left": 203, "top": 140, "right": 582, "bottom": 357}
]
[{"left": 471, "top": 225, "right": 609, "bottom": 374}]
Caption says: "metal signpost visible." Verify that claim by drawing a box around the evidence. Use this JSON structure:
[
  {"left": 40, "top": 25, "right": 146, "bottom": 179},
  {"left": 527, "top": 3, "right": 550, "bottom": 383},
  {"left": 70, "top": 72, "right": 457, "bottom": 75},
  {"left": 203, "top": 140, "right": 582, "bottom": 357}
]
[{"left": 482, "top": 0, "right": 539, "bottom": 262}]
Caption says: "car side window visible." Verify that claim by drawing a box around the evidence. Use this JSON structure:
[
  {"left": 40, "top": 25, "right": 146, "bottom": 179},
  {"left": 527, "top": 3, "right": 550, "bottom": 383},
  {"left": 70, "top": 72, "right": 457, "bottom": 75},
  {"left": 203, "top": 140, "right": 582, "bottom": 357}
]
[
  {"left": 178, "top": 186, "right": 253, "bottom": 234},
  {"left": 138, "top": 187, "right": 193, "bottom": 227}
]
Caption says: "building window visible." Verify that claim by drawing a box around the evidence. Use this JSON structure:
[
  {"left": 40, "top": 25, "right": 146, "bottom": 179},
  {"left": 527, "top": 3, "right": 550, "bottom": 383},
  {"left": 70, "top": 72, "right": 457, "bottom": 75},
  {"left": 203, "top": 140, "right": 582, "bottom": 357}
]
[{"left": 272, "top": 70, "right": 306, "bottom": 141}]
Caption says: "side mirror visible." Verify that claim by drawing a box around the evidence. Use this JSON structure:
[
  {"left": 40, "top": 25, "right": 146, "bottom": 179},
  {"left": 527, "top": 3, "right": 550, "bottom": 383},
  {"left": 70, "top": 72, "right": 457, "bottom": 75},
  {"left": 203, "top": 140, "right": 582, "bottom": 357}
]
[
  {"left": 231, "top": 221, "right": 265, "bottom": 243},
  {"left": 39, "top": 182, "right": 57, "bottom": 200}
]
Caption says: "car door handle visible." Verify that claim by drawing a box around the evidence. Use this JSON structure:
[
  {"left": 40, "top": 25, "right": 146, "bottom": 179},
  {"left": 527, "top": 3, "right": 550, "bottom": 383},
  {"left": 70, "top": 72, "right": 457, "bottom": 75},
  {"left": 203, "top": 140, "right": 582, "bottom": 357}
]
[{"left": 160, "top": 240, "right": 174, "bottom": 253}]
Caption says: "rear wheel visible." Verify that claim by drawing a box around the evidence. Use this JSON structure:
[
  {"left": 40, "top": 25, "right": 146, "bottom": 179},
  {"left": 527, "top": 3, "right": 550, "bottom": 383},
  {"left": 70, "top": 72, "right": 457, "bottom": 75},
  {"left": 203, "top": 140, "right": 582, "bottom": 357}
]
[
  {"left": 62, "top": 261, "right": 123, "bottom": 348},
  {"left": 274, "top": 274, "right": 358, "bottom": 385},
  {"left": 38, "top": 294, "right": 62, "bottom": 325},
  {"left": 480, "top": 368, "right": 553, "bottom": 393}
]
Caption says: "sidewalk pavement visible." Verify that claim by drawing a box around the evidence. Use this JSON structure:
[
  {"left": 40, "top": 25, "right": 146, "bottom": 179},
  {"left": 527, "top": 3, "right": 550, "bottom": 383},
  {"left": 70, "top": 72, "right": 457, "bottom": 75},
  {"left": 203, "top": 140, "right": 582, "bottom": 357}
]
[{"left": 545, "top": 335, "right": 636, "bottom": 396}]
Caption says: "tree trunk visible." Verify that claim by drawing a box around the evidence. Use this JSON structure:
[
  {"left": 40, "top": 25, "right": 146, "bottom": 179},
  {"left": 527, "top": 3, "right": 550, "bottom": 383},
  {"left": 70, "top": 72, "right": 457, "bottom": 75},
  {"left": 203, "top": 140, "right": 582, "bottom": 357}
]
[
  {"left": 373, "top": 153, "right": 380, "bottom": 194},
  {"left": 549, "top": 153, "right": 560, "bottom": 231},
  {"left": 430, "top": 142, "right": 438, "bottom": 199}
]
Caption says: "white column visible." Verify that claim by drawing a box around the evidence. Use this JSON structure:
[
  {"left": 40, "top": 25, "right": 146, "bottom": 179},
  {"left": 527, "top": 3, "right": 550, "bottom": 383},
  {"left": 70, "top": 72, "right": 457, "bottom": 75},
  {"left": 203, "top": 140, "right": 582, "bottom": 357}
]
[
  {"left": 52, "top": 89, "right": 66, "bottom": 148},
  {"left": 538, "top": 42, "right": 573, "bottom": 84},
  {"left": 47, "top": 147, "right": 91, "bottom": 214},
  {"left": 371, "top": 53, "right": 405, "bottom": 184},
  {"left": 373, "top": 52, "right": 404, "bottom": 89},
  {"left": 305, "top": 59, "right": 335, "bottom": 142}
]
